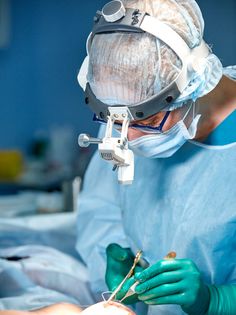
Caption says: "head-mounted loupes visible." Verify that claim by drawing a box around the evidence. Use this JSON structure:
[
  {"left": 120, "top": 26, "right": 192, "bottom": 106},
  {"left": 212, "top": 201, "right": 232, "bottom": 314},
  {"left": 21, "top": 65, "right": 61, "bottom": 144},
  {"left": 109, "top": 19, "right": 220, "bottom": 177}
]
[
  {"left": 78, "top": 0, "right": 210, "bottom": 185},
  {"left": 78, "top": 0, "right": 210, "bottom": 122}
]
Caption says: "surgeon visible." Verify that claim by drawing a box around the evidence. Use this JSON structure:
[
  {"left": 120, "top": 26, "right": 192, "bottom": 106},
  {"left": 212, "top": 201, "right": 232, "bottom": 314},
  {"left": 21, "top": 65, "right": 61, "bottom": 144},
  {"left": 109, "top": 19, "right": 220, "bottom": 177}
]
[
  {"left": 75, "top": 0, "right": 236, "bottom": 314},
  {"left": 1, "top": 0, "right": 235, "bottom": 314}
]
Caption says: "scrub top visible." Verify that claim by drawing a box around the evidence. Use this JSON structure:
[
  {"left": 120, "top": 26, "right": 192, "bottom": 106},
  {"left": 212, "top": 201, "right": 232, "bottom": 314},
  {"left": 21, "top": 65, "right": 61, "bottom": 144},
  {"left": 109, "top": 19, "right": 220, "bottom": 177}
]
[{"left": 76, "top": 66, "right": 236, "bottom": 315}]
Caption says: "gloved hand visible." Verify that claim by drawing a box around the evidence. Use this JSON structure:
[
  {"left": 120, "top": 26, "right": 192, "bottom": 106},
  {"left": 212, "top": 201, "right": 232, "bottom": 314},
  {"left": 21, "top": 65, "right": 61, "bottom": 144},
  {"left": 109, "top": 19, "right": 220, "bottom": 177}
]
[
  {"left": 134, "top": 258, "right": 210, "bottom": 315},
  {"left": 105, "top": 243, "right": 142, "bottom": 304}
]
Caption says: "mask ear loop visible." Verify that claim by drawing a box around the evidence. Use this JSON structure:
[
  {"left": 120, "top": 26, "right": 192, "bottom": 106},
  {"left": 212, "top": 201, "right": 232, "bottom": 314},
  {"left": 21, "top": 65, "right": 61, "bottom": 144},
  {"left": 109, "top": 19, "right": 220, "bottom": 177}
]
[
  {"left": 192, "top": 100, "right": 196, "bottom": 120},
  {"left": 182, "top": 101, "right": 194, "bottom": 124}
]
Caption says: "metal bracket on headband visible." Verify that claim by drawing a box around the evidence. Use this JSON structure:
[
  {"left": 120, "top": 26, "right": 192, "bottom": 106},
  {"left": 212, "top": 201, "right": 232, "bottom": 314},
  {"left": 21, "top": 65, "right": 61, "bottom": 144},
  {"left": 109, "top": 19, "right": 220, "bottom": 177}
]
[
  {"left": 97, "top": 7, "right": 146, "bottom": 30},
  {"left": 87, "top": 8, "right": 146, "bottom": 52}
]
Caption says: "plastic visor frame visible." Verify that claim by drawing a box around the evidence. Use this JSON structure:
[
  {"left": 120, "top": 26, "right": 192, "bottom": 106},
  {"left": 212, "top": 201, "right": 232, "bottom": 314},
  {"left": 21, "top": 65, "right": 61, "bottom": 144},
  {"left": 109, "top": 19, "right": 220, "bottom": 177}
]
[
  {"left": 82, "top": 6, "right": 209, "bottom": 121},
  {"left": 93, "top": 110, "right": 171, "bottom": 134}
]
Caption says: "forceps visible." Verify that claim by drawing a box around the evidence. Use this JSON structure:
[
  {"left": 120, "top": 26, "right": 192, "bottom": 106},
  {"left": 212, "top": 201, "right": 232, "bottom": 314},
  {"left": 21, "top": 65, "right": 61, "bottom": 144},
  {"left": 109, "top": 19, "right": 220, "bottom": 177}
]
[{"left": 106, "top": 250, "right": 143, "bottom": 304}]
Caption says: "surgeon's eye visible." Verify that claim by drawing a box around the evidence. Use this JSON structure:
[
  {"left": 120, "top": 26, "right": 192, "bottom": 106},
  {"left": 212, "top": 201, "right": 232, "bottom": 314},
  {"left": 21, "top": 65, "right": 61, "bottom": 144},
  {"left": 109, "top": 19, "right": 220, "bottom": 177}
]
[{"left": 136, "top": 118, "right": 162, "bottom": 128}]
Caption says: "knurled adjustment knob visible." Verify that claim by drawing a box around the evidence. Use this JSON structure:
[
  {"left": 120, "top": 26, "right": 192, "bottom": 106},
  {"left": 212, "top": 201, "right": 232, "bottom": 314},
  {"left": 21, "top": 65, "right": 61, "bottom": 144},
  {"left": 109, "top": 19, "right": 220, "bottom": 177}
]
[{"left": 102, "top": 0, "right": 126, "bottom": 22}]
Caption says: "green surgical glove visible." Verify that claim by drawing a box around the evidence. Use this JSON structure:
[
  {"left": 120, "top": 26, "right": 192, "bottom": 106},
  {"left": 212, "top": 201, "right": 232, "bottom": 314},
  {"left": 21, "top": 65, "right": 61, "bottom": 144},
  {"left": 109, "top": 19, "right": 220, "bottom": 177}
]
[
  {"left": 105, "top": 243, "right": 141, "bottom": 304},
  {"left": 207, "top": 285, "right": 236, "bottom": 315},
  {"left": 134, "top": 258, "right": 210, "bottom": 315}
]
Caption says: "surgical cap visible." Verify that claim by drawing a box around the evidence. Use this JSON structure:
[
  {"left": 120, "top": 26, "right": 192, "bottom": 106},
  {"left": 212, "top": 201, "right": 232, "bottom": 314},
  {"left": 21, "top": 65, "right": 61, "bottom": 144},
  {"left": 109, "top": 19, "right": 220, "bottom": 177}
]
[{"left": 87, "top": 0, "right": 223, "bottom": 111}]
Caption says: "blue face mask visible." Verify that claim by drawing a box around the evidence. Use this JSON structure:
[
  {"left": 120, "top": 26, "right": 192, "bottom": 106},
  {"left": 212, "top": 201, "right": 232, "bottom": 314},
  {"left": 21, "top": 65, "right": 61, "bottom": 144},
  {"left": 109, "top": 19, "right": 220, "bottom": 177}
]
[{"left": 128, "top": 105, "right": 201, "bottom": 159}]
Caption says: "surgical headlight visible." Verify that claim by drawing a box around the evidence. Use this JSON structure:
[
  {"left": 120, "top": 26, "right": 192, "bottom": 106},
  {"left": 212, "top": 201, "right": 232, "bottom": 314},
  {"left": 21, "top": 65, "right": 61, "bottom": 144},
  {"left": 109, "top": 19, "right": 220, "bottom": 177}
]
[{"left": 77, "top": 0, "right": 210, "bottom": 185}]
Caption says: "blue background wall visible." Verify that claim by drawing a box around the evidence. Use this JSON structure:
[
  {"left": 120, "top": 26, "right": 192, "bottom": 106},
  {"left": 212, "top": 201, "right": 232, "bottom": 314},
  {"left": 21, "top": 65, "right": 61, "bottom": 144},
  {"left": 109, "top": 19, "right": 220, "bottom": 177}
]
[
  {"left": 0, "top": 0, "right": 235, "bottom": 153},
  {"left": 0, "top": 0, "right": 107, "bottom": 153}
]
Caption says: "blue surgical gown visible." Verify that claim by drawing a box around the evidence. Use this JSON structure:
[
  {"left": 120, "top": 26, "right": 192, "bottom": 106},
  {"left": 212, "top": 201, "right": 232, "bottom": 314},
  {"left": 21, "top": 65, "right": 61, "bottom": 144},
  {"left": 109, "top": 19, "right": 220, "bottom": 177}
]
[{"left": 76, "top": 66, "right": 236, "bottom": 315}]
